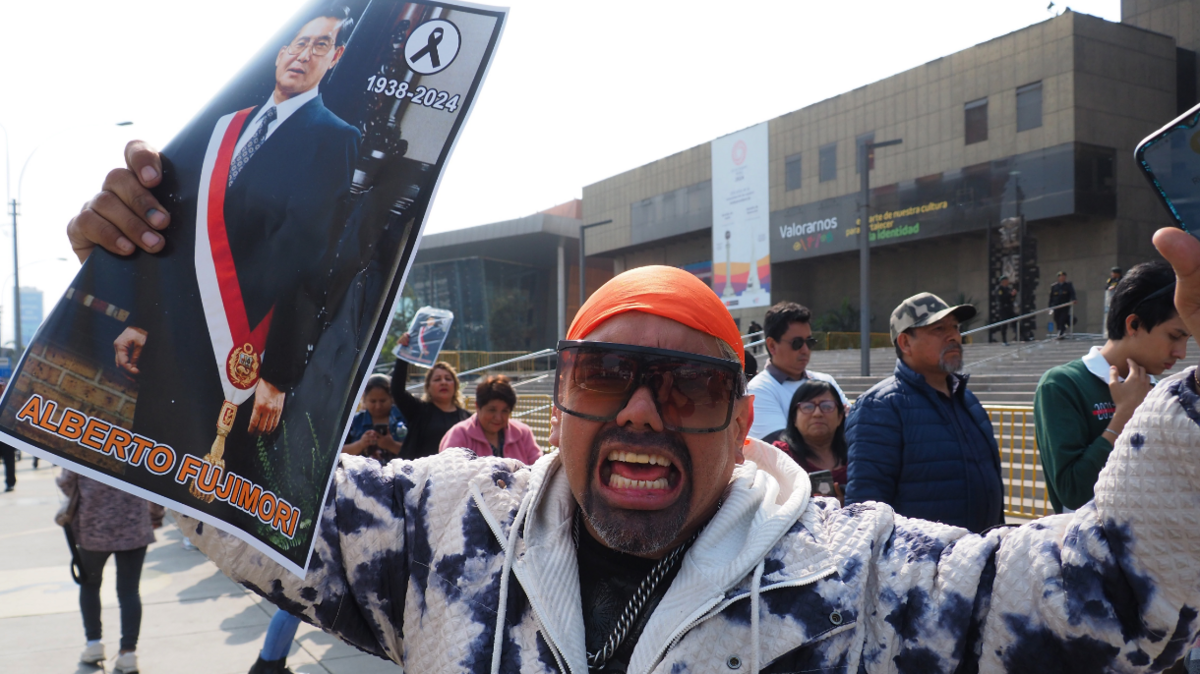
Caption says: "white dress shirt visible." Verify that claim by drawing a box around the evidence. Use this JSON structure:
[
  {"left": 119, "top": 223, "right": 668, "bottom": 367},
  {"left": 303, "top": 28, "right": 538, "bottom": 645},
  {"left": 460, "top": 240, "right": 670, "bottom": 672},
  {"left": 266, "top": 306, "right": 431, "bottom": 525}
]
[{"left": 232, "top": 87, "right": 321, "bottom": 158}]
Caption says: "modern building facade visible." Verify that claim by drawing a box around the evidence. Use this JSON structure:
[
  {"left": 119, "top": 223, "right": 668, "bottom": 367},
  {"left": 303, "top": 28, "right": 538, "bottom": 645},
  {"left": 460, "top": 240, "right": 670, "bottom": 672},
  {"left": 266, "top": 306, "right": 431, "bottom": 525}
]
[
  {"left": 581, "top": 2, "right": 1196, "bottom": 335},
  {"left": 406, "top": 201, "right": 612, "bottom": 352}
]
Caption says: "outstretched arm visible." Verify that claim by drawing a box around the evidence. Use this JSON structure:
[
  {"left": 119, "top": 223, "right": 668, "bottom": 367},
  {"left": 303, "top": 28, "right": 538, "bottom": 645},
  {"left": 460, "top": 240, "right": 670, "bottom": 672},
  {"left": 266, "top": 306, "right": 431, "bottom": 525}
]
[
  {"left": 855, "top": 229, "right": 1200, "bottom": 672},
  {"left": 177, "top": 456, "right": 412, "bottom": 663}
]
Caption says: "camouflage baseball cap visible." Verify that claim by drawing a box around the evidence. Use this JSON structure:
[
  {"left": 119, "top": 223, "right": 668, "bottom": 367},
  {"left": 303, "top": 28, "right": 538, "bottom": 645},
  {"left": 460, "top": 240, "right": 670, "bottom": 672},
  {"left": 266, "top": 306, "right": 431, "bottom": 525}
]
[{"left": 889, "top": 293, "right": 977, "bottom": 343}]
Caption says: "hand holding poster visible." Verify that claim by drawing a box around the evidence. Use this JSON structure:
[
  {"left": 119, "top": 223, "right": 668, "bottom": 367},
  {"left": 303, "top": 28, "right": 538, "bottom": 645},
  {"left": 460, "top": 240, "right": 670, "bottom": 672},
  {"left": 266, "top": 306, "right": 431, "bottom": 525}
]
[
  {"left": 393, "top": 306, "right": 454, "bottom": 366},
  {"left": 0, "top": 0, "right": 506, "bottom": 576}
]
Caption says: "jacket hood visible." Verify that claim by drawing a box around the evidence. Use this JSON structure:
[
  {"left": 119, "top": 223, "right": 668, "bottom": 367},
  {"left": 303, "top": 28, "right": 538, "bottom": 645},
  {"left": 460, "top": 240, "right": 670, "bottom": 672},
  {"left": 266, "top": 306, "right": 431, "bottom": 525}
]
[{"left": 472, "top": 437, "right": 813, "bottom": 674}]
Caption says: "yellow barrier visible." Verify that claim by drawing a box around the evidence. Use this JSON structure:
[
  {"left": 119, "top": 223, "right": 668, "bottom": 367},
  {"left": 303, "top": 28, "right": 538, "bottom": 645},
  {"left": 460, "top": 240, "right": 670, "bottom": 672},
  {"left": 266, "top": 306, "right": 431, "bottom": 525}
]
[
  {"left": 466, "top": 393, "right": 555, "bottom": 454},
  {"left": 984, "top": 404, "right": 1051, "bottom": 520}
]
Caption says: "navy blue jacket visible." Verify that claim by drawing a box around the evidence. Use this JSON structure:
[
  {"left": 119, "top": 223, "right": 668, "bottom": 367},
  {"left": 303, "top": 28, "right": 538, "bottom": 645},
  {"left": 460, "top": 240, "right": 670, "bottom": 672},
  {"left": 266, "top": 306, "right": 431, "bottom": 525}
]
[{"left": 844, "top": 359, "right": 1004, "bottom": 533}]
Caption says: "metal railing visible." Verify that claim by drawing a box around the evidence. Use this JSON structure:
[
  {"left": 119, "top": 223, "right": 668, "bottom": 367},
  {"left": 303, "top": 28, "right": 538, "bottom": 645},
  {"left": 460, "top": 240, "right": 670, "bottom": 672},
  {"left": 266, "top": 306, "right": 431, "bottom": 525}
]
[
  {"left": 398, "top": 348, "right": 557, "bottom": 391},
  {"left": 984, "top": 404, "right": 1052, "bottom": 520},
  {"left": 431, "top": 350, "right": 554, "bottom": 374},
  {"left": 963, "top": 301, "right": 1074, "bottom": 339},
  {"left": 746, "top": 331, "right": 893, "bottom": 351}
]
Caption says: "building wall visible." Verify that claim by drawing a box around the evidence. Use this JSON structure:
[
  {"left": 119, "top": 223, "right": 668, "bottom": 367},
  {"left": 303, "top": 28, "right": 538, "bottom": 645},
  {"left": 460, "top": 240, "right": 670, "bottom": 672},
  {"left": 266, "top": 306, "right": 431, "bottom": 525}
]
[
  {"left": 582, "top": 11, "right": 1184, "bottom": 334},
  {"left": 0, "top": 339, "right": 135, "bottom": 474},
  {"left": 1123, "top": 0, "right": 1200, "bottom": 53}
]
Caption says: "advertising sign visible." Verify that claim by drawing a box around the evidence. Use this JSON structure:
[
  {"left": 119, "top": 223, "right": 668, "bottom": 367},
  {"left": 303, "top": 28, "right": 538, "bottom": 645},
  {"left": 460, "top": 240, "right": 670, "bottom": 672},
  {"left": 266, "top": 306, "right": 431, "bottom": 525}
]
[
  {"left": 770, "top": 142, "right": 1097, "bottom": 263},
  {"left": 0, "top": 0, "right": 506, "bottom": 576},
  {"left": 393, "top": 306, "right": 453, "bottom": 366},
  {"left": 711, "top": 122, "right": 771, "bottom": 309}
]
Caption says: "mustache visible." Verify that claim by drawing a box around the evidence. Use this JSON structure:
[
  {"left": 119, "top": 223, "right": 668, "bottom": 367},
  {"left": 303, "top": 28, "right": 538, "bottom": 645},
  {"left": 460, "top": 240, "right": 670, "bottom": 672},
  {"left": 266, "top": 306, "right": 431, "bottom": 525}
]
[
  {"left": 586, "top": 425, "right": 693, "bottom": 475},
  {"left": 940, "top": 343, "right": 963, "bottom": 357}
]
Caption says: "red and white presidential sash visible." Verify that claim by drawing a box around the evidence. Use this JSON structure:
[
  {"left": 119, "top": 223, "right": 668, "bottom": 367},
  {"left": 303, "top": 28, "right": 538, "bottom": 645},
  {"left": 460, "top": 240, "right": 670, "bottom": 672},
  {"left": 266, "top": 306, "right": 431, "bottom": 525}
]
[{"left": 195, "top": 108, "right": 276, "bottom": 417}]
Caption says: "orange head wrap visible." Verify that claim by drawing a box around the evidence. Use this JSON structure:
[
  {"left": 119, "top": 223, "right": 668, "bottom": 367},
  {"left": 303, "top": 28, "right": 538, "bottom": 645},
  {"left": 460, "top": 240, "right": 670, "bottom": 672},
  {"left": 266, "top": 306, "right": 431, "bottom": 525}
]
[{"left": 567, "top": 265, "right": 745, "bottom": 366}]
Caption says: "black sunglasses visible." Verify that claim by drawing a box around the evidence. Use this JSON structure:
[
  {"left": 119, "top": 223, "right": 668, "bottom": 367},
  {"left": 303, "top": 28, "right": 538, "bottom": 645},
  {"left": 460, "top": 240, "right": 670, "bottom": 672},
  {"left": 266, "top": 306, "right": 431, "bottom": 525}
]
[
  {"left": 554, "top": 340, "right": 741, "bottom": 433},
  {"left": 779, "top": 336, "right": 819, "bottom": 351}
]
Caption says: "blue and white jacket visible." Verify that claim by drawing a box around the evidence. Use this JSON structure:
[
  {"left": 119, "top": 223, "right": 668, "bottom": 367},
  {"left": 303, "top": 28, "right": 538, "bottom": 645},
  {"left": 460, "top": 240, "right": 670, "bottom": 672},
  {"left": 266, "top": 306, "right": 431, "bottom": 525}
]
[{"left": 180, "top": 369, "right": 1200, "bottom": 673}]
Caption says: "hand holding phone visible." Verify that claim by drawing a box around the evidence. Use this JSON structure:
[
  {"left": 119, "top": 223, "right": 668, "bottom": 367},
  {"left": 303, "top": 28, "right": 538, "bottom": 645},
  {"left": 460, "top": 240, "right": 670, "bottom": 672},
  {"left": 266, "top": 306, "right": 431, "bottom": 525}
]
[
  {"left": 1136, "top": 102, "right": 1200, "bottom": 236},
  {"left": 808, "top": 470, "right": 836, "bottom": 498}
]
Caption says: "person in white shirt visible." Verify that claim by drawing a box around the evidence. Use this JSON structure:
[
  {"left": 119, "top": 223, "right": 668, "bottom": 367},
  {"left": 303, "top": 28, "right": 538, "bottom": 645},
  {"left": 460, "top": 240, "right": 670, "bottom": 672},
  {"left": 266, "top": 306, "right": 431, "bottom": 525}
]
[{"left": 747, "top": 302, "right": 846, "bottom": 439}]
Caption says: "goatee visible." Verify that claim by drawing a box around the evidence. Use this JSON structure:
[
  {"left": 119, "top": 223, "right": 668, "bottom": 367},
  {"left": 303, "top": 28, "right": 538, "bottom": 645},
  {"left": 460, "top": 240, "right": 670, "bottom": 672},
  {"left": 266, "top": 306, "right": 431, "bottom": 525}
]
[{"left": 581, "top": 426, "right": 693, "bottom": 556}]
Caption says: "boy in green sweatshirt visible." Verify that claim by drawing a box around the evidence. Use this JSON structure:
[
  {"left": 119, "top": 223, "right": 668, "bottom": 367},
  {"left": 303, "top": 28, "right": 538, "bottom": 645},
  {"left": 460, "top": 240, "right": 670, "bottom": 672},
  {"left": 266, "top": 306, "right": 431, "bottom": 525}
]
[{"left": 1034, "top": 261, "right": 1190, "bottom": 512}]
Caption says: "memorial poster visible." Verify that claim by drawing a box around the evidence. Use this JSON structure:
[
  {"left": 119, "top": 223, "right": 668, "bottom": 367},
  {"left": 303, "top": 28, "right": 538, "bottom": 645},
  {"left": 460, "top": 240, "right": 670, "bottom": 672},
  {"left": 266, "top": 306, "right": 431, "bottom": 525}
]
[{"left": 0, "top": 0, "right": 506, "bottom": 576}]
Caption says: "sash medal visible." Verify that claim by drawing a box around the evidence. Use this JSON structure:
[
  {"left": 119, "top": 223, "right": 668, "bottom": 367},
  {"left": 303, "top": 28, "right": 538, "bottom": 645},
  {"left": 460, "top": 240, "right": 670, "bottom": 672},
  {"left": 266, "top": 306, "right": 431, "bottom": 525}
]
[{"left": 191, "top": 108, "right": 275, "bottom": 502}]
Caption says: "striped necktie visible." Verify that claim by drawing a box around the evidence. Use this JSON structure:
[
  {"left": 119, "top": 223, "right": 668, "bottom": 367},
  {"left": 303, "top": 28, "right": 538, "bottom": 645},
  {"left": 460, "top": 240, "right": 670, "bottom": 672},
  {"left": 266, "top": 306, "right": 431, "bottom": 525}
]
[{"left": 228, "top": 106, "right": 278, "bottom": 187}]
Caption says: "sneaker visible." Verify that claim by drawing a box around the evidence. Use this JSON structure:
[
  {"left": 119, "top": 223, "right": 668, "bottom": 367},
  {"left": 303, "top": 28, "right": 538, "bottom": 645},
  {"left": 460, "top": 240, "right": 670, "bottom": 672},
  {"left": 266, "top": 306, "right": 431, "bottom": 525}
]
[
  {"left": 248, "top": 655, "right": 294, "bottom": 674},
  {"left": 114, "top": 651, "right": 139, "bottom": 674},
  {"left": 80, "top": 643, "right": 105, "bottom": 665}
]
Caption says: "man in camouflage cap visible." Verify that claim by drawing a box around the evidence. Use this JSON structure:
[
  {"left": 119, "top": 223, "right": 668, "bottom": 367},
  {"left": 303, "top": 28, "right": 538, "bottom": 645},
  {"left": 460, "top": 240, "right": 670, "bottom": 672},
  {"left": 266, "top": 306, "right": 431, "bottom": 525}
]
[{"left": 844, "top": 292, "right": 1004, "bottom": 533}]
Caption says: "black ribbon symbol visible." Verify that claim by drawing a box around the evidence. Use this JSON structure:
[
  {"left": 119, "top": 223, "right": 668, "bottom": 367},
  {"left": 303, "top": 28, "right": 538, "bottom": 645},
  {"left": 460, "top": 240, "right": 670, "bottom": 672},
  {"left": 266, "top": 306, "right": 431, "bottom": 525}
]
[{"left": 411, "top": 28, "right": 444, "bottom": 68}]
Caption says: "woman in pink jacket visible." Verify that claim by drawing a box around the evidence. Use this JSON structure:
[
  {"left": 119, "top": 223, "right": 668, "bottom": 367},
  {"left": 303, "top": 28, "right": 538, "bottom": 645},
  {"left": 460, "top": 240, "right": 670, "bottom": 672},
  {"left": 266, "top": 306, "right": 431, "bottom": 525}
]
[{"left": 439, "top": 375, "right": 542, "bottom": 464}]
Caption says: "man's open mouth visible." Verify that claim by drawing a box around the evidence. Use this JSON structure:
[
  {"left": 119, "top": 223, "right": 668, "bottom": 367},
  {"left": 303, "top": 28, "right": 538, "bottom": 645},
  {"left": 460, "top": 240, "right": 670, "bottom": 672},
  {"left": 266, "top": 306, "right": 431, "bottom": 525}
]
[{"left": 599, "top": 450, "right": 681, "bottom": 492}]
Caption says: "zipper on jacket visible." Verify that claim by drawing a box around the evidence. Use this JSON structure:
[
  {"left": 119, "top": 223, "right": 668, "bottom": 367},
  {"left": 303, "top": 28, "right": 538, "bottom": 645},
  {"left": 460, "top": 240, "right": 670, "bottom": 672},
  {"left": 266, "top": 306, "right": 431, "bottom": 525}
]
[
  {"left": 511, "top": 561, "right": 577, "bottom": 673},
  {"left": 643, "top": 565, "right": 839, "bottom": 674}
]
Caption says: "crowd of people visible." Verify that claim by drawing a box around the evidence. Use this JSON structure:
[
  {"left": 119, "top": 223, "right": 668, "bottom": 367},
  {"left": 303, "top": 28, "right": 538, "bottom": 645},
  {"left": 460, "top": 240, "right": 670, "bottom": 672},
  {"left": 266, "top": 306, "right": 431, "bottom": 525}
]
[
  {"left": 737, "top": 264, "right": 1191, "bottom": 539},
  {"left": 20, "top": 138, "right": 1200, "bottom": 672}
]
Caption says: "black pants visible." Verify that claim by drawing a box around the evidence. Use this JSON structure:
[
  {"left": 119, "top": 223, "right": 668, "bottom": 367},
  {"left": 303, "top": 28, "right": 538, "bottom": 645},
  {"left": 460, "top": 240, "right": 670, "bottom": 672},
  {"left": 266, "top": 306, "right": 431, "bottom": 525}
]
[
  {"left": 78, "top": 546, "right": 147, "bottom": 651},
  {"left": 0, "top": 445, "right": 14, "bottom": 488},
  {"left": 1053, "top": 308, "right": 1071, "bottom": 336},
  {"left": 992, "top": 312, "right": 1016, "bottom": 343}
]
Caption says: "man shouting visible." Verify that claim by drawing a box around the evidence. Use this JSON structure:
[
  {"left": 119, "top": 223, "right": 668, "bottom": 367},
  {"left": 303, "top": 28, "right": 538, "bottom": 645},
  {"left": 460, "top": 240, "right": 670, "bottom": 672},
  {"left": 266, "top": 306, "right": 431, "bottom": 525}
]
[{"left": 69, "top": 145, "right": 1200, "bottom": 672}]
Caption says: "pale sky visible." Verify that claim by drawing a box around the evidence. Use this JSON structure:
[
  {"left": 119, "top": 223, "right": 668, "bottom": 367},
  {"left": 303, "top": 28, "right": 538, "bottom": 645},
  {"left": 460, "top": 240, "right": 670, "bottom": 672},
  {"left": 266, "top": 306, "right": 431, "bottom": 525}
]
[{"left": 0, "top": 0, "right": 1121, "bottom": 348}]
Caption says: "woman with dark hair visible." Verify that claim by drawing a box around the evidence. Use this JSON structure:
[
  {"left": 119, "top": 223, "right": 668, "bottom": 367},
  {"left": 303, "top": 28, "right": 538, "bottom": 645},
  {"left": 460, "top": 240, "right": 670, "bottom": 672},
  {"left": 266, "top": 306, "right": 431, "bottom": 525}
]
[
  {"left": 59, "top": 472, "right": 163, "bottom": 674},
  {"left": 342, "top": 374, "right": 407, "bottom": 463},
  {"left": 772, "top": 379, "right": 849, "bottom": 501},
  {"left": 440, "top": 375, "right": 542, "bottom": 464},
  {"left": 390, "top": 332, "right": 470, "bottom": 460}
]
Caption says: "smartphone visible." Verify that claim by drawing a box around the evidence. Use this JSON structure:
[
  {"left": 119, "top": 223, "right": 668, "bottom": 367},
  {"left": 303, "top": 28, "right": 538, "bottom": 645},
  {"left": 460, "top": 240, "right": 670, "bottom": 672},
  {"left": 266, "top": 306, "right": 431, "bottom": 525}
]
[
  {"left": 372, "top": 424, "right": 390, "bottom": 437},
  {"left": 1135, "top": 101, "right": 1200, "bottom": 236},
  {"left": 808, "top": 470, "right": 836, "bottom": 498}
]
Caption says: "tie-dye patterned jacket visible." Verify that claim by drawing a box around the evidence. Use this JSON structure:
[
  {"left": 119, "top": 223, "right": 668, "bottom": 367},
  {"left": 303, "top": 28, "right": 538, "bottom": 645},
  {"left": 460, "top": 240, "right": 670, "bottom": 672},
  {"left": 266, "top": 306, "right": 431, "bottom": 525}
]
[{"left": 179, "top": 369, "right": 1200, "bottom": 673}]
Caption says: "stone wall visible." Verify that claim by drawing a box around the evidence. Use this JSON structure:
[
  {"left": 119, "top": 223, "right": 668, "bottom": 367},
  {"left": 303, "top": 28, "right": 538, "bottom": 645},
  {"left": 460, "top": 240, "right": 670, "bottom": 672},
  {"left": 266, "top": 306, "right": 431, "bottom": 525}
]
[{"left": 1, "top": 337, "right": 136, "bottom": 474}]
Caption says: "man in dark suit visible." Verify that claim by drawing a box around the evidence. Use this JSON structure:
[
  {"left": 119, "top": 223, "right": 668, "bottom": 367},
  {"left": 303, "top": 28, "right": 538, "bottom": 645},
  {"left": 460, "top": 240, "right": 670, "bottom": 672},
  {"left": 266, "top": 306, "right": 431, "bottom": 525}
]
[
  {"left": 1049, "top": 270, "right": 1077, "bottom": 338},
  {"left": 102, "top": 6, "right": 361, "bottom": 491}
]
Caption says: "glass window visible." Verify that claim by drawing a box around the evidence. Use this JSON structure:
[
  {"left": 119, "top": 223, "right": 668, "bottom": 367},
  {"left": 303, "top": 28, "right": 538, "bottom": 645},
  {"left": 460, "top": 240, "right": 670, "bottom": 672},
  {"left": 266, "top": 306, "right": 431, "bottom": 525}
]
[
  {"left": 1016, "top": 81, "right": 1043, "bottom": 132},
  {"left": 819, "top": 143, "right": 837, "bottom": 182},
  {"left": 965, "top": 98, "right": 988, "bottom": 145},
  {"left": 785, "top": 153, "right": 802, "bottom": 191},
  {"left": 856, "top": 132, "right": 875, "bottom": 174}
]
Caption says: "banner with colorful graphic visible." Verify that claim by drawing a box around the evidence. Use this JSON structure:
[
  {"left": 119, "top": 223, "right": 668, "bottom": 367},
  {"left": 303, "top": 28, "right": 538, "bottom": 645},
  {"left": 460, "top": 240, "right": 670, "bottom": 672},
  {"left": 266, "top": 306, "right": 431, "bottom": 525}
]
[
  {"left": 0, "top": 0, "right": 506, "bottom": 576},
  {"left": 711, "top": 122, "right": 771, "bottom": 309}
]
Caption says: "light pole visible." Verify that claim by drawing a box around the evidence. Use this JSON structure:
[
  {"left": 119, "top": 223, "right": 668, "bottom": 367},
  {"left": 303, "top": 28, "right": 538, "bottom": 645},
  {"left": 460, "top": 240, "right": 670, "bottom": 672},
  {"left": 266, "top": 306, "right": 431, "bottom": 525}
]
[
  {"left": 10, "top": 149, "right": 39, "bottom": 354},
  {"left": 1, "top": 121, "right": 132, "bottom": 354},
  {"left": 859, "top": 138, "right": 902, "bottom": 376}
]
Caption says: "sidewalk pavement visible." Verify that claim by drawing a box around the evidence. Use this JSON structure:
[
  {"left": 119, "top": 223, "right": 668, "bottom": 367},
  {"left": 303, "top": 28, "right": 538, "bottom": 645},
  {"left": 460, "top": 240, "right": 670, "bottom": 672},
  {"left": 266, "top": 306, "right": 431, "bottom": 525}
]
[{"left": 0, "top": 454, "right": 403, "bottom": 674}]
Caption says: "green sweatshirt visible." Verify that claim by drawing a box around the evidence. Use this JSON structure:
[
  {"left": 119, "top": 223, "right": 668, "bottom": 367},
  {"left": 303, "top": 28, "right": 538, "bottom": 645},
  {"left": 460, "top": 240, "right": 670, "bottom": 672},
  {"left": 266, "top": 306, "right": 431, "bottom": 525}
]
[{"left": 1034, "top": 359, "right": 1115, "bottom": 512}]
